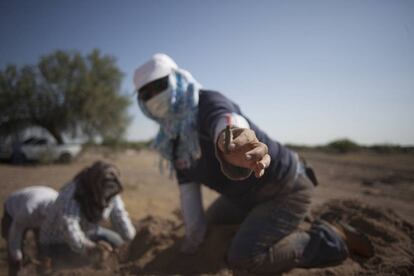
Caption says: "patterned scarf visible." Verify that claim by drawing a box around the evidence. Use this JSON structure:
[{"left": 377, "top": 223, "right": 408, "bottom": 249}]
[{"left": 138, "top": 70, "right": 202, "bottom": 173}]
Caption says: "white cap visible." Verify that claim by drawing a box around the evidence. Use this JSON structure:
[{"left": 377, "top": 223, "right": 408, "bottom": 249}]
[{"left": 133, "top": 53, "right": 178, "bottom": 91}]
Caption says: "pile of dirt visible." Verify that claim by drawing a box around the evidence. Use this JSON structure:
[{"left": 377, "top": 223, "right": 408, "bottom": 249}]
[
  {"left": 304, "top": 199, "right": 414, "bottom": 276},
  {"left": 122, "top": 199, "right": 414, "bottom": 276},
  {"left": 121, "top": 215, "right": 234, "bottom": 275},
  {"left": 18, "top": 199, "right": 414, "bottom": 275}
]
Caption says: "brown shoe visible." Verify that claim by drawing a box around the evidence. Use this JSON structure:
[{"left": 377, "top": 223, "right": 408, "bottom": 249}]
[{"left": 322, "top": 220, "right": 374, "bottom": 258}]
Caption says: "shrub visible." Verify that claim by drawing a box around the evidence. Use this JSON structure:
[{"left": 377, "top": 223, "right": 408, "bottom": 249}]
[
  {"left": 100, "top": 139, "right": 151, "bottom": 152},
  {"left": 327, "top": 139, "right": 360, "bottom": 153}
]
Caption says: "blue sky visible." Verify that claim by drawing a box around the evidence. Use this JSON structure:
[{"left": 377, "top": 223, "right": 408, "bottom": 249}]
[{"left": 1, "top": 0, "right": 413, "bottom": 145}]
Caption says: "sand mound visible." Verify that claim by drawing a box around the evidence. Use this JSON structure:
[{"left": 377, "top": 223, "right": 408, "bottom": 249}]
[
  {"left": 122, "top": 215, "right": 234, "bottom": 275},
  {"left": 304, "top": 199, "right": 414, "bottom": 276},
  {"left": 122, "top": 199, "right": 414, "bottom": 275},
  {"left": 18, "top": 199, "right": 414, "bottom": 275}
]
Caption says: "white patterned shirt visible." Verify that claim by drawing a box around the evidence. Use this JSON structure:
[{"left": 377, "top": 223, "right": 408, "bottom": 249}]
[
  {"left": 39, "top": 181, "right": 136, "bottom": 254},
  {"left": 5, "top": 186, "right": 58, "bottom": 261}
]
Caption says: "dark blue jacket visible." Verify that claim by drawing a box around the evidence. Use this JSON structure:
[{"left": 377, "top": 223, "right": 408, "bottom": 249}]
[{"left": 176, "top": 90, "right": 297, "bottom": 204}]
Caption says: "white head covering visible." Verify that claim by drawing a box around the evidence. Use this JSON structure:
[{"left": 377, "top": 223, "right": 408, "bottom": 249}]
[
  {"left": 133, "top": 53, "right": 178, "bottom": 91},
  {"left": 134, "top": 53, "right": 202, "bottom": 171}
]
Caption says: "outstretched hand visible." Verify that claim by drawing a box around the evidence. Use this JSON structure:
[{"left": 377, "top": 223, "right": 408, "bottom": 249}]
[{"left": 217, "top": 128, "right": 271, "bottom": 178}]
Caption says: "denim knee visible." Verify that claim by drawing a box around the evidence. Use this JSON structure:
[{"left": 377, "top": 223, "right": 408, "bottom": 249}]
[{"left": 227, "top": 242, "right": 265, "bottom": 271}]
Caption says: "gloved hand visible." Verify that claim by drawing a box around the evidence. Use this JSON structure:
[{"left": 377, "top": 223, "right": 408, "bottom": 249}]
[
  {"left": 180, "top": 235, "right": 203, "bottom": 255},
  {"left": 179, "top": 223, "right": 206, "bottom": 255},
  {"left": 217, "top": 128, "right": 271, "bottom": 178},
  {"left": 179, "top": 182, "right": 207, "bottom": 255},
  {"left": 87, "top": 240, "right": 113, "bottom": 267},
  {"left": 114, "top": 242, "right": 131, "bottom": 263},
  {"left": 96, "top": 240, "right": 113, "bottom": 252}
]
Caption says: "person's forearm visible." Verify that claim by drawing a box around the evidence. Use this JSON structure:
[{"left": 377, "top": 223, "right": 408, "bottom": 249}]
[
  {"left": 214, "top": 113, "right": 253, "bottom": 180},
  {"left": 110, "top": 195, "right": 137, "bottom": 242},
  {"left": 8, "top": 222, "right": 24, "bottom": 261},
  {"left": 214, "top": 112, "right": 250, "bottom": 143},
  {"left": 179, "top": 182, "right": 206, "bottom": 244},
  {"left": 117, "top": 217, "right": 136, "bottom": 242},
  {"left": 62, "top": 216, "right": 95, "bottom": 254}
]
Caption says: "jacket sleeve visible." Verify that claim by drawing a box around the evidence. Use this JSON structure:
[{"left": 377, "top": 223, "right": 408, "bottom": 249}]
[
  {"left": 179, "top": 182, "right": 206, "bottom": 245},
  {"left": 7, "top": 220, "right": 25, "bottom": 261},
  {"left": 213, "top": 112, "right": 253, "bottom": 180},
  {"left": 61, "top": 198, "right": 95, "bottom": 254},
  {"left": 198, "top": 92, "right": 253, "bottom": 180},
  {"left": 109, "top": 195, "right": 136, "bottom": 242}
]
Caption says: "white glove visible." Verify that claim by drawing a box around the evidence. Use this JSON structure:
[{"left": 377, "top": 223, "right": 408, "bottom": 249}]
[
  {"left": 179, "top": 182, "right": 207, "bottom": 255},
  {"left": 180, "top": 230, "right": 206, "bottom": 255}
]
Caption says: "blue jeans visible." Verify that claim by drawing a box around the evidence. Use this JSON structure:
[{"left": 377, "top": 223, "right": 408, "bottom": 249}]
[
  {"left": 87, "top": 226, "right": 124, "bottom": 247},
  {"left": 206, "top": 167, "right": 348, "bottom": 274},
  {"left": 39, "top": 226, "right": 124, "bottom": 261}
]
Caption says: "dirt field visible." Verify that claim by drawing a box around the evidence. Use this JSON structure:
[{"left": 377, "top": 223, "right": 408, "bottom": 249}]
[{"left": 0, "top": 148, "right": 413, "bottom": 275}]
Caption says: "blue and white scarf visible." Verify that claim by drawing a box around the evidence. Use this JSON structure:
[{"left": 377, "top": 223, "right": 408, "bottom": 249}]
[{"left": 138, "top": 70, "right": 202, "bottom": 173}]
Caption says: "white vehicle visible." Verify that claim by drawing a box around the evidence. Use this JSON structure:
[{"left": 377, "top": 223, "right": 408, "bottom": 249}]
[{"left": 0, "top": 137, "right": 82, "bottom": 163}]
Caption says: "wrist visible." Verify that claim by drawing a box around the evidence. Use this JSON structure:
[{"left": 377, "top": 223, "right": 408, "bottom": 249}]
[
  {"left": 215, "top": 142, "right": 252, "bottom": 180},
  {"left": 84, "top": 241, "right": 97, "bottom": 255}
]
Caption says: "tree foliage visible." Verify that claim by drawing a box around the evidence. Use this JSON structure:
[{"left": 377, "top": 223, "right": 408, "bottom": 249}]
[
  {"left": 0, "top": 49, "right": 131, "bottom": 144},
  {"left": 327, "top": 138, "right": 360, "bottom": 153}
]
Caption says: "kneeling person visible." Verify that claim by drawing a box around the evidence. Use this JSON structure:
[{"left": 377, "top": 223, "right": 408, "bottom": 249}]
[
  {"left": 39, "top": 161, "right": 136, "bottom": 267},
  {"left": 2, "top": 186, "right": 58, "bottom": 276}
]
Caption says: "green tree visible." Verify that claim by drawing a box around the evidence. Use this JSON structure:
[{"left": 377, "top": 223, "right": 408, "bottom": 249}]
[
  {"left": 0, "top": 49, "right": 131, "bottom": 144},
  {"left": 327, "top": 138, "right": 360, "bottom": 153}
]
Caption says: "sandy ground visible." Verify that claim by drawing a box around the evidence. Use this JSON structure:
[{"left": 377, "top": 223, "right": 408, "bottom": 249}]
[{"left": 0, "top": 148, "right": 413, "bottom": 275}]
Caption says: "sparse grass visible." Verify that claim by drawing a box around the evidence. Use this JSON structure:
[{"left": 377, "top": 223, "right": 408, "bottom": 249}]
[
  {"left": 286, "top": 139, "right": 414, "bottom": 155},
  {"left": 83, "top": 139, "right": 152, "bottom": 152}
]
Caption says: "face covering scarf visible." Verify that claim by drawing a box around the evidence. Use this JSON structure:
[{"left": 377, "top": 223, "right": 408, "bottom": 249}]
[
  {"left": 138, "top": 70, "right": 202, "bottom": 173},
  {"left": 145, "top": 89, "right": 171, "bottom": 119}
]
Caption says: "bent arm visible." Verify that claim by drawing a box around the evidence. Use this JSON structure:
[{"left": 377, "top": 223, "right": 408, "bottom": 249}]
[
  {"left": 61, "top": 199, "right": 95, "bottom": 254},
  {"left": 109, "top": 195, "right": 136, "bottom": 242},
  {"left": 7, "top": 220, "right": 25, "bottom": 261}
]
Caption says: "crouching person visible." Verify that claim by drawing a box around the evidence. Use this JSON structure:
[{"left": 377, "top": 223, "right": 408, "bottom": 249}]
[
  {"left": 38, "top": 161, "right": 136, "bottom": 271},
  {"left": 2, "top": 186, "right": 58, "bottom": 276}
]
